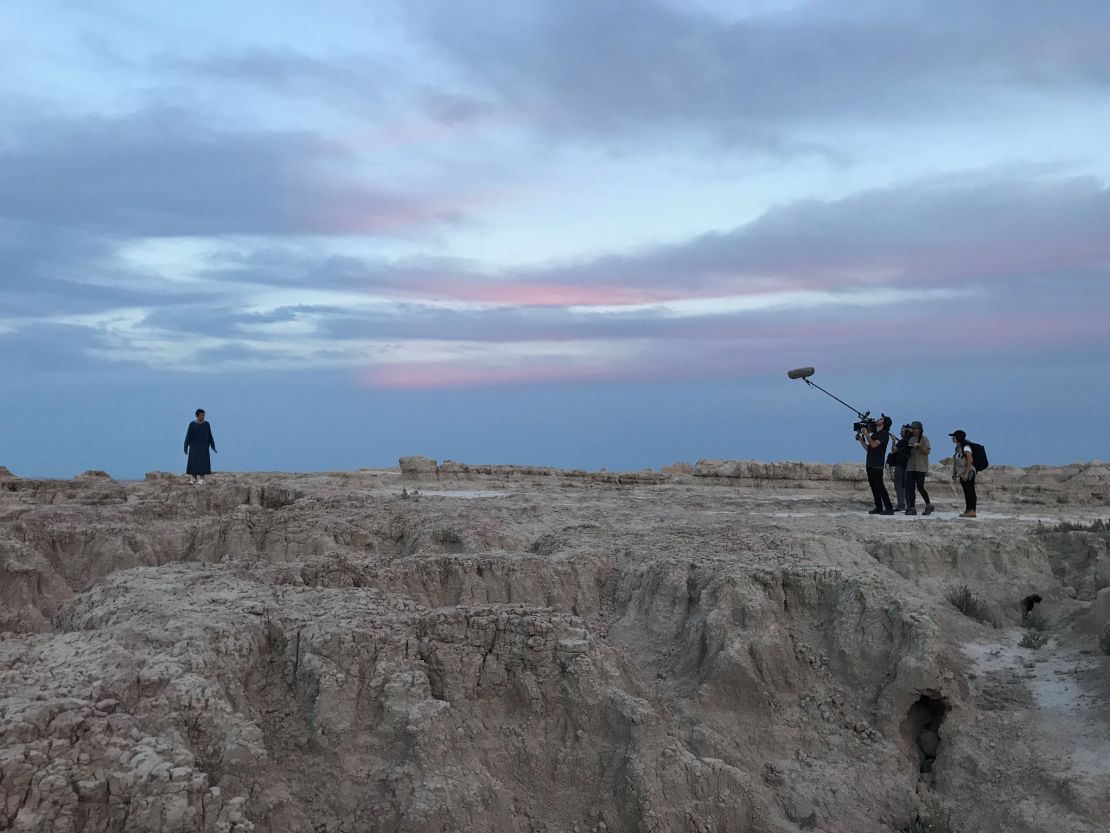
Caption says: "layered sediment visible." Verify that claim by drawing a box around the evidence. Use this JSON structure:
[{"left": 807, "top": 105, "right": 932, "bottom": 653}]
[{"left": 1, "top": 460, "right": 1108, "bottom": 832}]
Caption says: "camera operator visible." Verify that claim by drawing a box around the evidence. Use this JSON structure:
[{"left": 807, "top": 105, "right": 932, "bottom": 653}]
[
  {"left": 858, "top": 415, "right": 894, "bottom": 515},
  {"left": 888, "top": 425, "right": 913, "bottom": 511}
]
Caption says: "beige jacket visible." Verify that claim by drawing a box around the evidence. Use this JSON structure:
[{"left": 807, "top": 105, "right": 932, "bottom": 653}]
[
  {"left": 907, "top": 434, "right": 931, "bottom": 473},
  {"left": 953, "top": 444, "right": 974, "bottom": 481}
]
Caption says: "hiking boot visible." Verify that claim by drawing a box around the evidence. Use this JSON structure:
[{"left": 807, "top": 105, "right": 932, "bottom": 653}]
[
  {"left": 923, "top": 503, "right": 934, "bottom": 516},
  {"left": 904, "top": 508, "right": 918, "bottom": 516},
  {"left": 198, "top": 478, "right": 206, "bottom": 486},
  {"left": 880, "top": 509, "right": 896, "bottom": 516},
  {"left": 958, "top": 510, "right": 977, "bottom": 519},
  {"left": 894, "top": 505, "right": 906, "bottom": 512},
  {"left": 868, "top": 508, "right": 883, "bottom": 515}
]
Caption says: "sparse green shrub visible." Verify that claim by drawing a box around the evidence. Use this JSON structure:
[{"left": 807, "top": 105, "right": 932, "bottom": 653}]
[
  {"left": 1019, "top": 630, "right": 1049, "bottom": 650},
  {"left": 945, "top": 585, "right": 991, "bottom": 624},
  {"left": 1034, "top": 518, "right": 1109, "bottom": 534},
  {"left": 900, "top": 801, "right": 956, "bottom": 833},
  {"left": 1099, "top": 625, "right": 1110, "bottom": 656},
  {"left": 1020, "top": 606, "right": 1050, "bottom": 648},
  {"left": 1022, "top": 608, "right": 1048, "bottom": 632}
]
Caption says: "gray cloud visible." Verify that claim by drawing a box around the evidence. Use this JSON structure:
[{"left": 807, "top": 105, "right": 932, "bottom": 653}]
[
  {"left": 0, "top": 220, "right": 207, "bottom": 318},
  {"left": 167, "top": 48, "right": 385, "bottom": 95},
  {"left": 0, "top": 106, "right": 466, "bottom": 237},
  {"left": 138, "top": 304, "right": 347, "bottom": 341},
  {"left": 531, "top": 172, "right": 1110, "bottom": 291},
  {"left": 406, "top": 0, "right": 1110, "bottom": 149}
]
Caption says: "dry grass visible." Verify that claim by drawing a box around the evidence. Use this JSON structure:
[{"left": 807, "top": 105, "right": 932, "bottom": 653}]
[
  {"left": 945, "top": 585, "right": 992, "bottom": 624},
  {"left": 900, "top": 802, "right": 957, "bottom": 833},
  {"left": 1034, "top": 518, "right": 1109, "bottom": 534}
]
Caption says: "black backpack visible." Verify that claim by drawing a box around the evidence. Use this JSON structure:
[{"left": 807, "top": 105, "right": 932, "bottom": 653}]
[
  {"left": 968, "top": 441, "right": 989, "bottom": 472},
  {"left": 886, "top": 443, "right": 911, "bottom": 468}
]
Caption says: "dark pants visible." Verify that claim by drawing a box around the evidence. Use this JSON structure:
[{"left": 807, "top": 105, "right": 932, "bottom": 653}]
[
  {"left": 904, "top": 471, "right": 930, "bottom": 509},
  {"left": 892, "top": 465, "right": 907, "bottom": 508},
  {"left": 960, "top": 474, "right": 977, "bottom": 512},
  {"left": 867, "top": 466, "right": 892, "bottom": 511}
]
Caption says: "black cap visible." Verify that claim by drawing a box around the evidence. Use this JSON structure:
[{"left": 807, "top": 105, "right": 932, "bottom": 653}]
[{"left": 949, "top": 429, "right": 966, "bottom": 438}]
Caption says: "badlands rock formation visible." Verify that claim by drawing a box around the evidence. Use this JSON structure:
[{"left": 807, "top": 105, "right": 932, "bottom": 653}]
[{"left": 1, "top": 460, "right": 1108, "bottom": 833}]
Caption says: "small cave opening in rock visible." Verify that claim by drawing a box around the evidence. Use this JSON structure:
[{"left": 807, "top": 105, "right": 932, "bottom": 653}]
[
  {"left": 1021, "top": 594, "right": 1043, "bottom": 619},
  {"left": 903, "top": 693, "right": 948, "bottom": 775}
]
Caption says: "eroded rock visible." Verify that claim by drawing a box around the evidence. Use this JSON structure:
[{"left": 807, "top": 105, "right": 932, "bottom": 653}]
[{"left": 1, "top": 463, "right": 1108, "bottom": 833}]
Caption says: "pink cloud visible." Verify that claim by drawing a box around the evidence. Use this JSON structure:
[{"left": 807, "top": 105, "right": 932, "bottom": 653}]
[
  {"left": 370, "top": 231, "right": 1110, "bottom": 308},
  {"left": 364, "top": 362, "right": 619, "bottom": 389},
  {"left": 359, "top": 310, "right": 1109, "bottom": 389}
]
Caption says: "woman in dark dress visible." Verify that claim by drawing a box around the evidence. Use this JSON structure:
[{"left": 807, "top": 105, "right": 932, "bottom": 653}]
[{"left": 184, "top": 408, "right": 217, "bottom": 484}]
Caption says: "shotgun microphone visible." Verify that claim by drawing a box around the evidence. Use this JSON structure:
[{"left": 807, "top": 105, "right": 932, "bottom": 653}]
[{"left": 787, "top": 366, "right": 870, "bottom": 421}]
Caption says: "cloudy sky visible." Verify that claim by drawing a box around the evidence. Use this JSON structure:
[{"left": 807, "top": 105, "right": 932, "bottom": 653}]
[{"left": 2, "top": 0, "right": 1109, "bottom": 477}]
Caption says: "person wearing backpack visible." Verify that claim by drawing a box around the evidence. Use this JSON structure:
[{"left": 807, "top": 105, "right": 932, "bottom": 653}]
[
  {"left": 904, "top": 421, "right": 933, "bottom": 516},
  {"left": 949, "top": 429, "right": 977, "bottom": 518}
]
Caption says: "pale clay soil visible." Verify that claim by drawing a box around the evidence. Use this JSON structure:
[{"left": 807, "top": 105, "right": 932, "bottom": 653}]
[{"left": 1, "top": 459, "right": 1108, "bottom": 833}]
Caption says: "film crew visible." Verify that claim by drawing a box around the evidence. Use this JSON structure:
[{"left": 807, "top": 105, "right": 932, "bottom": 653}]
[
  {"left": 783, "top": 369, "right": 896, "bottom": 517},
  {"left": 904, "top": 421, "right": 933, "bottom": 515},
  {"left": 950, "top": 429, "right": 976, "bottom": 518},
  {"left": 859, "top": 415, "right": 894, "bottom": 515},
  {"left": 888, "top": 424, "right": 913, "bottom": 511}
]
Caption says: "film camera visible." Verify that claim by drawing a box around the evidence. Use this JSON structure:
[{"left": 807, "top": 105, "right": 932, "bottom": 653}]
[
  {"left": 854, "top": 413, "right": 891, "bottom": 443},
  {"left": 853, "top": 414, "right": 877, "bottom": 434}
]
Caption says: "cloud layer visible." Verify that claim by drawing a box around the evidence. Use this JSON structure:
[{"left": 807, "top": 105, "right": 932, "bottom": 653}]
[{"left": 4, "top": 170, "right": 1107, "bottom": 386}]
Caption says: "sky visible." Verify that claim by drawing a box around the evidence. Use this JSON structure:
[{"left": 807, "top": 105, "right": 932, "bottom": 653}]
[{"left": 2, "top": 0, "right": 1109, "bottom": 478}]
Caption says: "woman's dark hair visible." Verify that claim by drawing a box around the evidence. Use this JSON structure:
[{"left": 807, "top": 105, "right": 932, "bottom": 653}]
[{"left": 195, "top": 408, "right": 205, "bottom": 417}]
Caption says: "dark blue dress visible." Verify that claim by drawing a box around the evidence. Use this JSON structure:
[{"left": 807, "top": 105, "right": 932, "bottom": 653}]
[{"left": 184, "top": 421, "right": 216, "bottom": 476}]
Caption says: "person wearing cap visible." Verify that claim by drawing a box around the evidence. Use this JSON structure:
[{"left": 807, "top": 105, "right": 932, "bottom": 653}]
[
  {"left": 859, "top": 415, "right": 895, "bottom": 515},
  {"left": 904, "top": 421, "right": 933, "bottom": 516},
  {"left": 949, "top": 429, "right": 976, "bottom": 518}
]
